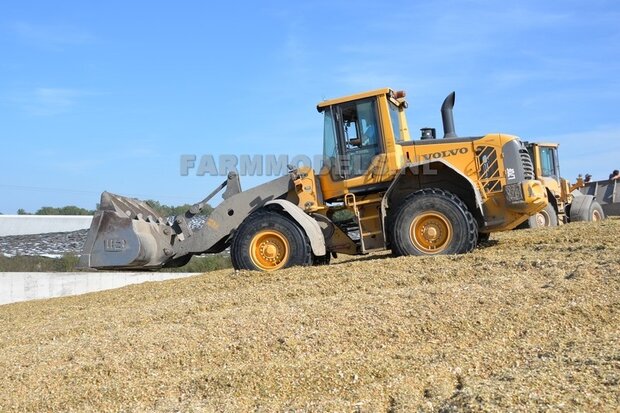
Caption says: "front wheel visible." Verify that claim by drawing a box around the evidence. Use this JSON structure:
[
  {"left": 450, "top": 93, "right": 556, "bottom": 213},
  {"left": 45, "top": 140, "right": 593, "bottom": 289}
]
[
  {"left": 390, "top": 188, "right": 478, "bottom": 256},
  {"left": 231, "top": 210, "right": 312, "bottom": 271}
]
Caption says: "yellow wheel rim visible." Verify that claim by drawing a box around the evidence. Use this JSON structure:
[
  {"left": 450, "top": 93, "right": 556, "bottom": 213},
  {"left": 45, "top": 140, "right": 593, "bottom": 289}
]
[
  {"left": 249, "top": 230, "right": 290, "bottom": 271},
  {"left": 410, "top": 212, "right": 453, "bottom": 254}
]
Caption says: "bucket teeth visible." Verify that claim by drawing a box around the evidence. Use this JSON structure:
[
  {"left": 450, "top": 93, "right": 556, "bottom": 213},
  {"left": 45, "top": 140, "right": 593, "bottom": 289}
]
[{"left": 100, "top": 191, "right": 164, "bottom": 222}]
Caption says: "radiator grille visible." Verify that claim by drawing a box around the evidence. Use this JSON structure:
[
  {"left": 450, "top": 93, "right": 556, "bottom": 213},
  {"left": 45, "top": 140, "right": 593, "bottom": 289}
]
[
  {"left": 477, "top": 146, "right": 501, "bottom": 193},
  {"left": 519, "top": 148, "right": 535, "bottom": 180}
]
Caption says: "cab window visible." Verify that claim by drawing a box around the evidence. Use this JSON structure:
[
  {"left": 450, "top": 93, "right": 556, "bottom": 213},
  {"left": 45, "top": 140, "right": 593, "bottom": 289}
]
[
  {"left": 323, "top": 108, "right": 338, "bottom": 159},
  {"left": 539, "top": 147, "right": 558, "bottom": 178},
  {"left": 339, "top": 99, "right": 381, "bottom": 178},
  {"left": 322, "top": 98, "right": 382, "bottom": 180},
  {"left": 389, "top": 101, "right": 402, "bottom": 142}
]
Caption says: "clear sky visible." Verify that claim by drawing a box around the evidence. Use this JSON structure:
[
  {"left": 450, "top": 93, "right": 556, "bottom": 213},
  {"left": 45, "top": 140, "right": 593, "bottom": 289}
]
[{"left": 1, "top": 0, "right": 619, "bottom": 214}]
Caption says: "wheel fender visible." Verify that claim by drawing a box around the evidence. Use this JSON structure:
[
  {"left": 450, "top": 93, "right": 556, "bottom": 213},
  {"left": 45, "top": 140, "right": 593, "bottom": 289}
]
[
  {"left": 383, "top": 159, "right": 484, "bottom": 210},
  {"left": 380, "top": 159, "right": 483, "bottom": 242},
  {"left": 569, "top": 194, "right": 594, "bottom": 222},
  {"left": 265, "top": 200, "right": 326, "bottom": 256}
]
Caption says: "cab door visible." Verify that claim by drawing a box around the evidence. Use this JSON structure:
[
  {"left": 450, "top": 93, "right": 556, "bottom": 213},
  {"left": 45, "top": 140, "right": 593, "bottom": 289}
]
[{"left": 319, "top": 97, "right": 393, "bottom": 201}]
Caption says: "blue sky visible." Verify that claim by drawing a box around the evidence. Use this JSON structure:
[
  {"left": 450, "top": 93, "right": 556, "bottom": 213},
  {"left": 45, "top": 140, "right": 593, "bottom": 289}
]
[{"left": 1, "top": 0, "right": 619, "bottom": 214}]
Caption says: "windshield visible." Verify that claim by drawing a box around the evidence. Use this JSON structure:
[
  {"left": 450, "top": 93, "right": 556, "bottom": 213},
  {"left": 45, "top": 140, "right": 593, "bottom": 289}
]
[
  {"left": 321, "top": 98, "right": 383, "bottom": 180},
  {"left": 539, "top": 146, "right": 558, "bottom": 178},
  {"left": 322, "top": 107, "right": 338, "bottom": 172}
]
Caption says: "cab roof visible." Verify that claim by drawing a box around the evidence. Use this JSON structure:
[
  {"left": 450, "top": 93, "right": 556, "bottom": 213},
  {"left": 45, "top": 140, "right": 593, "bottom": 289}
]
[
  {"left": 531, "top": 142, "right": 560, "bottom": 148},
  {"left": 316, "top": 88, "right": 393, "bottom": 111}
]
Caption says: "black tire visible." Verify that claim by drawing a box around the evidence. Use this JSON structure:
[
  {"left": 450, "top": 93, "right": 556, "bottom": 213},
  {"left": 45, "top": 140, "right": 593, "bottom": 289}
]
[
  {"left": 570, "top": 198, "right": 606, "bottom": 222},
  {"left": 522, "top": 203, "right": 558, "bottom": 228},
  {"left": 589, "top": 201, "right": 605, "bottom": 222},
  {"left": 313, "top": 253, "right": 331, "bottom": 266},
  {"left": 389, "top": 188, "right": 478, "bottom": 256},
  {"left": 231, "top": 209, "right": 312, "bottom": 271},
  {"left": 478, "top": 232, "right": 490, "bottom": 244}
]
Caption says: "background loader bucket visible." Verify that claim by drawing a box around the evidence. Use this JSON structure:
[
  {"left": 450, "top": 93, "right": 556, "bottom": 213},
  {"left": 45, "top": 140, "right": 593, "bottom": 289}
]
[
  {"left": 580, "top": 179, "right": 620, "bottom": 216},
  {"left": 78, "top": 192, "right": 171, "bottom": 270}
]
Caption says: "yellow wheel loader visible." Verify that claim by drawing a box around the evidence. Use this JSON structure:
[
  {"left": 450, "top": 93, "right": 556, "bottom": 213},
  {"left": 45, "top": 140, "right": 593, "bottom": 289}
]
[
  {"left": 79, "top": 88, "right": 548, "bottom": 271},
  {"left": 519, "top": 142, "right": 605, "bottom": 228}
]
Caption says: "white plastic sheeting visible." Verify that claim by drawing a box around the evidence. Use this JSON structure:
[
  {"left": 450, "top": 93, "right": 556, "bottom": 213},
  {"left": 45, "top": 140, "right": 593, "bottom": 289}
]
[
  {"left": 0, "top": 215, "right": 93, "bottom": 236},
  {"left": 0, "top": 272, "right": 200, "bottom": 306}
]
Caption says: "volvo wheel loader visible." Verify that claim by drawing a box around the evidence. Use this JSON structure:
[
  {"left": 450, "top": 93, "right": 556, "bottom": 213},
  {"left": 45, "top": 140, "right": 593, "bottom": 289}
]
[
  {"left": 79, "top": 88, "right": 548, "bottom": 272},
  {"left": 518, "top": 142, "right": 604, "bottom": 228}
]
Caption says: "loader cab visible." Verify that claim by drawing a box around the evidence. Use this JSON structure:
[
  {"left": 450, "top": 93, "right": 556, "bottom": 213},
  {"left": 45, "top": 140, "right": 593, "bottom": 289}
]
[
  {"left": 528, "top": 143, "right": 561, "bottom": 182},
  {"left": 317, "top": 88, "right": 409, "bottom": 201},
  {"left": 322, "top": 98, "right": 382, "bottom": 179}
]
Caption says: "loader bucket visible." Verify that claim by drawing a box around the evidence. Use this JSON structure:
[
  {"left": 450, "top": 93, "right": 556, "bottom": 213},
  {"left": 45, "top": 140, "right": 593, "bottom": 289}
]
[
  {"left": 78, "top": 192, "right": 172, "bottom": 270},
  {"left": 580, "top": 179, "right": 620, "bottom": 216}
]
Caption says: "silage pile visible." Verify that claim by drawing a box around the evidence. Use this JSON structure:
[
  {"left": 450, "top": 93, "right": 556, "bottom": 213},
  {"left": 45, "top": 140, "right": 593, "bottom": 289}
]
[{"left": 0, "top": 220, "right": 619, "bottom": 412}]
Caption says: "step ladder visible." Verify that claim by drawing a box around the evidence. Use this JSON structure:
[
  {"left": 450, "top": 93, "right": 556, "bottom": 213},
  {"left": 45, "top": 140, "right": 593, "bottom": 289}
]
[{"left": 344, "top": 193, "right": 383, "bottom": 253}]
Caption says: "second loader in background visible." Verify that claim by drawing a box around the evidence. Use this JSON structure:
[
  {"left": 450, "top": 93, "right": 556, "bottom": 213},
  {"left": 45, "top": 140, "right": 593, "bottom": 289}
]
[{"left": 519, "top": 142, "right": 605, "bottom": 228}]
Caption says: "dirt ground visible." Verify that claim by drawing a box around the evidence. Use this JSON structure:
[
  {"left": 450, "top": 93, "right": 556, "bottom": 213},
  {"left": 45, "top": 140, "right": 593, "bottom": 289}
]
[{"left": 0, "top": 219, "right": 619, "bottom": 412}]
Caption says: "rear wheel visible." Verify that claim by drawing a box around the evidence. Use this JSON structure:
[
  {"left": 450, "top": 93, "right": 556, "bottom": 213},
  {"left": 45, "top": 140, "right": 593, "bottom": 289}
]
[
  {"left": 522, "top": 203, "right": 558, "bottom": 228},
  {"left": 570, "top": 199, "right": 606, "bottom": 222},
  {"left": 231, "top": 210, "right": 312, "bottom": 271},
  {"left": 390, "top": 189, "right": 477, "bottom": 256},
  {"left": 590, "top": 201, "right": 605, "bottom": 221}
]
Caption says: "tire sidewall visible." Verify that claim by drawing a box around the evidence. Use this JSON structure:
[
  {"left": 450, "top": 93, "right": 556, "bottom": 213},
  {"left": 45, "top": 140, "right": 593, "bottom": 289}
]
[
  {"left": 545, "top": 203, "right": 559, "bottom": 226},
  {"left": 530, "top": 203, "right": 558, "bottom": 227},
  {"left": 589, "top": 202, "right": 605, "bottom": 221}
]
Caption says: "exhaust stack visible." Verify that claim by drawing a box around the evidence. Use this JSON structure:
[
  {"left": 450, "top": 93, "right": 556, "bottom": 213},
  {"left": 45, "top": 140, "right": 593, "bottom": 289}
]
[{"left": 441, "top": 91, "right": 457, "bottom": 138}]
